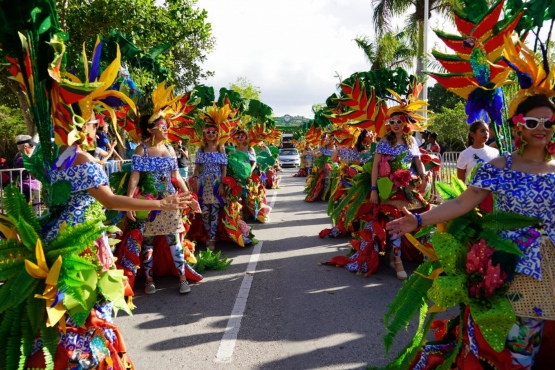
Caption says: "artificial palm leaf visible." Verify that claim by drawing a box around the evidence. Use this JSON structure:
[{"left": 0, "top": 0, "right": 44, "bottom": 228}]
[
  {"left": 435, "top": 181, "right": 462, "bottom": 201},
  {"left": 41, "top": 325, "right": 60, "bottom": 370},
  {"left": 478, "top": 228, "right": 523, "bottom": 256},
  {"left": 45, "top": 218, "right": 106, "bottom": 258},
  {"left": 481, "top": 211, "right": 541, "bottom": 231},
  {"left": 0, "top": 256, "right": 27, "bottom": 281},
  {"left": 0, "top": 278, "right": 16, "bottom": 313},
  {"left": 194, "top": 249, "right": 233, "bottom": 274},
  {"left": 2, "top": 186, "right": 41, "bottom": 235}
]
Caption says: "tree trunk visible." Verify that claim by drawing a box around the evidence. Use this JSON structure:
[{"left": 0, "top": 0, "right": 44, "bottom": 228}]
[
  {"left": 416, "top": 19, "right": 424, "bottom": 76},
  {"left": 3, "top": 76, "right": 37, "bottom": 137}
]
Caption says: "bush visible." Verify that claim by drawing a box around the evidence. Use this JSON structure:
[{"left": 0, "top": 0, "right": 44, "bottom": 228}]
[
  {"left": 427, "top": 101, "right": 469, "bottom": 152},
  {"left": 0, "top": 105, "right": 27, "bottom": 165}
]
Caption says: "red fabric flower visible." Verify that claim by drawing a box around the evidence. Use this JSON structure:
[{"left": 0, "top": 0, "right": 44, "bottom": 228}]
[
  {"left": 231, "top": 185, "right": 242, "bottom": 197},
  {"left": 466, "top": 239, "right": 506, "bottom": 298},
  {"left": 346, "top": 167, "right": 358, "bottom": 178},
  {"left": 222, "top": 176, "right": 237, "bottom": 188},
  {"left": 420, "top": 154, "right": 432, "bottom": 164},
  {"left": 378, "top": 155, "right": 391, "bottom": 177},
  {"left": 389, "top": 169, "right": 411, "bottom": 187},
  {"left": 483, "top": 259, "right": 506, "bottom": 297}
]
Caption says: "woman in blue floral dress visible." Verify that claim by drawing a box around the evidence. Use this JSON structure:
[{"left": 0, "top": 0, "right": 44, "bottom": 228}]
[
  {"left": 387, "top": 94, "right": 555, "bottom": 368},
  {"left": 126, "top": 116, "right": 201, "bottom": 295},
  {"left": 192, "top": 123, "right": 228, "bottom": 250}
]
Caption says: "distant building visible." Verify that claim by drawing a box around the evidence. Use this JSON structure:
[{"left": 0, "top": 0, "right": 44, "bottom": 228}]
[{"left": 274, "top": 114, "right": 310, "bottom": 129}]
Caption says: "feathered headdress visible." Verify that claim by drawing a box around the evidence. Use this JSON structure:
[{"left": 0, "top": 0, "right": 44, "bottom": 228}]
[
  {"left": 385, "top": 81, "right": 431, "bottom": 132},
  {"left": 502, "top": 36, "right": 555, "bottom": 118}
]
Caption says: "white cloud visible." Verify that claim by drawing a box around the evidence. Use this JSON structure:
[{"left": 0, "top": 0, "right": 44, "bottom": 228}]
[{"left": 197, "top": 0, "right": 374, "bottom": 118}]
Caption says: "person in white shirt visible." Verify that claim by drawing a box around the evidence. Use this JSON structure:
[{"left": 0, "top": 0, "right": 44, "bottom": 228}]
[{"left": 456, "top": 120, "right": 500, "bottom": 184}]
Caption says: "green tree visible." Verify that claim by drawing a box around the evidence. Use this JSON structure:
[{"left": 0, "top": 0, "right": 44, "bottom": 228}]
[
  {"left": 229, "top": 77, "right": 261, "bottom": 100},
  {"left": 0, "top": 105, "right": 27, "bottom": 163},
  {"left": 427, "top": 101, "right": 468, "bottom": 152},
  {"left": 355, "top": 28, "right": 417, "bottom": 70},
  {"left": 372, "top": 0, "right": 454, "bottom": 74},
  {"left": 427, "top": 83, "right": 465, "bottom": 113}
]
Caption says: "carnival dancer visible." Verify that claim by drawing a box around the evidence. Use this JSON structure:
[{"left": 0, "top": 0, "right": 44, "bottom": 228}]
[
  {"left": 192, "top": 123, "right": 228, "bottom": 250},
  {"left": 321, "top": 129, "right": 377, "bottom": 238},
  {"left": 0, "top": 10, "right": 199, "bottom": 365},
  {"left": 126, "top": 115, "right": 200, "bottom": 295},
  {"left": 321, "top": 84, "right": 430, "bottom": 280},
  {"left": 381, "top": 28, "right": 555, "bottom": 368},
  {"left": 304, "top": 134, "right": 336, "bottom": 202}
]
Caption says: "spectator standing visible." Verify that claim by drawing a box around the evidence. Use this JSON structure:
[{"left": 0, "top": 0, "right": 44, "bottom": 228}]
[
  {"left": 14, "top": 134, "right": 41, "bottom": 213},
  {"left": 175, "top": 139, "right": 190, "bottom": 179}
]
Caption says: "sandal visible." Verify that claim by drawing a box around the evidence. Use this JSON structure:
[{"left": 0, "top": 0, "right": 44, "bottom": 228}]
[
  {"left": 144, "top": 280, "right": 156, "bottom": 295},
  {"left": 394, "top": 261, "right": 408, "bottom": 281}
]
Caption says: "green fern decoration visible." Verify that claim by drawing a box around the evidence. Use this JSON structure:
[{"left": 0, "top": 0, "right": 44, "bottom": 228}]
[
  {"left": 26, "top": 293, "right": 45, "bottom": 337},
  {"left": 435, "top": 181, "right": 462, "bottom": 201},
  {"left": 20, "top": 303, "right": 34, "bottom": 369},
  {"left": 13, "top": 217, "right": 42, "bottom": 252},
  {"left": 383, "top": 260, "right": 436, "bottom": 353},
  {"left": 10, "top": 271, "right": 40, "bottom": 307},
  {"left": 481, "top": 211, "right": 541, "bottom": 231},
  {"left": 414, "top": 224, "right": 435, "bottom": 238},
  {"left": 0, "top": 256, "right": 27, "bottom": 281},
  {"left": 22, "top": 144, "right": 49, "bottom": 186},
  {"left": 3, "top": 186, "right": 41, "bottom": 235},
  {"left": 41, "top": 325, "right": 59, "bottom": 370},
  {"left": 45, "top": 218, "right": 106, "bottom": 258},
  {"left": 479, "top": 228, "right": 523, "bottom": 256},
  {"left": 194, "top": 249, "right": 233, "bottom": 274},
  {"left": 6, "top": 307, "right": 23, "bottom": 370},
  {"left": 0, "top": 278, "right": 16, "bottom": 313},
  {"left": 451, "top": 176, "right": 467, "bottom": 195}
]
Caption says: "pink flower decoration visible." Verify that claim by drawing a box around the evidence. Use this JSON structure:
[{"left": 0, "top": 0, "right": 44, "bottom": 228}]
[
  {"left": 547, "top": 141, "right": 555, "bottom": 155},
  {"left": 346, "top": 167, "right": 358, "bottom": 178},
  {"left": 238, "top": 220, "right": 251, "bottom": 236},
  {"left": 483, "top": 259, "right": 506, "bottom": 298},
  {"left": 466, "top": 239, "right": 493, "bottom": 275},
  {"left": 513, "top": 114, "right": 526, "bottom": 125},
  {"left": 389, "top": 169, "right": 411, "bottom": 187},
  {"left": 378, "top": 155, "right": 391, "bottom": 177},
  {"left": 324, "top": 163, "right": 332, "bottom": 172}
]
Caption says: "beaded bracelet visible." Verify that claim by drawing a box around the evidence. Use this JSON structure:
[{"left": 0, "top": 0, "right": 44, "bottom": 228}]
[
  {"left": 414, "top": 213, "right": 423, "bottom": 228},
  {"left": 370, "top": 186, "right": 378, "bottom": 191}
]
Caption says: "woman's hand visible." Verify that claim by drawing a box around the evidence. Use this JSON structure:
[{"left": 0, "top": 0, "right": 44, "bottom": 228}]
[
  {"left": 386, "top": 207, "right": 418, "bottom": 239},
  {"left": 370, "top": 190, "right": 379, "bottom": 204},
  {"left": 218, "top": 183, "right": 225, "bottom": 197},
  {"left": 160, "top": 192, "right": 193, "bottom": 210},
  {"left": 126, "top": 210, "right": 136, "bottom": 222}
]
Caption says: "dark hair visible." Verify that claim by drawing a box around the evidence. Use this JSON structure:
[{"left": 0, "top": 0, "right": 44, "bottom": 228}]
[
  {"left": 466, "top": 120, "right": 488, "bottom": 146},
  {"left": 512, "top": 95, "right": 555, "bottom": 124},
  {"left": 355, "top": 129, "right": 369, "bottom": 152},
  {"left": 385, "top": 113, "right": 415, "bottom": 147},
  {"left": 429, "top": 132, "right": 438, "bottom": 140},
  {"left": 139, "top": 115, "right": 161, "bottom": 140}
]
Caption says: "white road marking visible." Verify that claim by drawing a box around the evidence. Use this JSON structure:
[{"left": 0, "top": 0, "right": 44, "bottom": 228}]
[
  {"left": 214, "top": 241, "right": 264, "bottom": 363},
  {"left": 269, "top": 191, "right": 277, "bottom": 209}
]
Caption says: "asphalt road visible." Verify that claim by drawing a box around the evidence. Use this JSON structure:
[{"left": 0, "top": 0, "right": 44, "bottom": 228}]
[{"left": 115, "top": 168, "right": 423, "bottom": 370}]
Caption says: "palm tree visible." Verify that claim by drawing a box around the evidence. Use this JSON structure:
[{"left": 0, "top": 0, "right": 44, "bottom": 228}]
[
  {"left": 372, "top": 0, "right": 454, "bottom": 75},
  {"left": 355, "top": 28, "right": 417, "bottom": 70}
]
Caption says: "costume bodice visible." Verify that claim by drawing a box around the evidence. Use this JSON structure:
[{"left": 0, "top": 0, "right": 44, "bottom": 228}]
[
  {"left": 471, "top": 153, "right": 555, "bottom": 280},
  {"left": 132, "top": 143, "right": 177, "bottom": 195},
  {"left": 195, "top": 150, "right": 228, "bottom": 182},
  {"left": 376, "top": 139, "right": 420, "bottom": 165},
  {"left": 44, "top": 161, "right": 108, "bottom": 240}
]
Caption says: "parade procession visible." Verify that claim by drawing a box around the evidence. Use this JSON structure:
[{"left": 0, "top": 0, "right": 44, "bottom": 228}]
[{"left": 1, "top": 0, "right": 555, "bottom": 369}]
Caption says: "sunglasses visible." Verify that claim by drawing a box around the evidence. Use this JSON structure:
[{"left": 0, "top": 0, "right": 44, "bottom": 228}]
[
  {"left": 387, "top": 120, "right": 404, "bottom": 125},
  {"left": 519, "top": 117, "right": 555, "bottom": 130},
  {"left": 156, "top": 125, "right": 169, "bottom": 131},
  {"left": 204, "top": 130, "right": 218, "bottom": 135},
  {"left": 236, "top": 134, "right": 246, "bottom": 138}
]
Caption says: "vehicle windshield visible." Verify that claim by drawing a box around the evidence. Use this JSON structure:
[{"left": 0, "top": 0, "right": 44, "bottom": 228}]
[{"left": 279, "top": 150, "right": 298, "bottom": 156}]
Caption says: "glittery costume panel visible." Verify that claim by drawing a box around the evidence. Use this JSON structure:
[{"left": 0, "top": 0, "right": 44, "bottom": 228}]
[
  {"left": 471, "top": 153, "right": 555, "bottom": 280},
  {"left": 195, "top": 151, "right": 228, "bottom": 204},
  {"left": 44, "top": 161, "right": 108, "bottom": 241}
]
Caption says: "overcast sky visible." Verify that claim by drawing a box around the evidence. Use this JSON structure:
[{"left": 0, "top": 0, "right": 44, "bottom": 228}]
[{"left": 195, "top": 0, "right": 462, "bottom": 118}]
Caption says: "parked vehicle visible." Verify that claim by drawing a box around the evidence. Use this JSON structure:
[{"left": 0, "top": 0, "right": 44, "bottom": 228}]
[
  {"left": 278, "top": 148, "right": 300, "bottom": 167},
  {"left": 280, "top": 133, "right": 294, "bottom": 148}
]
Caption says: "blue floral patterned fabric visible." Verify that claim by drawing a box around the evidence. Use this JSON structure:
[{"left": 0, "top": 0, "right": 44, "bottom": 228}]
[
  {"left": 44, "top": 162, "right": 108, "bottom": 240},
  {"left": 471, "top": 153, "right": 555, "bottom": 280},
  {"left": 320, "top": 148, "right": 335, "bottom": 156},
  {"left": 247, "top": 150, "right": 257, "bottom": 162},
  {"left": 195, "top": 151, "right": 228, "bottom": 183},
  {"left": 132, "top": 147, "right": 178, "bottom": 195},
  {"left": 376, "top": 139, "right": 420, "bottom": 164},
  {"left": 337, "top": 148, "right": 360, "bottom": 163}
]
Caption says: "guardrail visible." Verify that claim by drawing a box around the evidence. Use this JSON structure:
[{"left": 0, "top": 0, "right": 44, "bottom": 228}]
[{"left": 433, "top": 151, "right": 461, "bottom": 203}]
